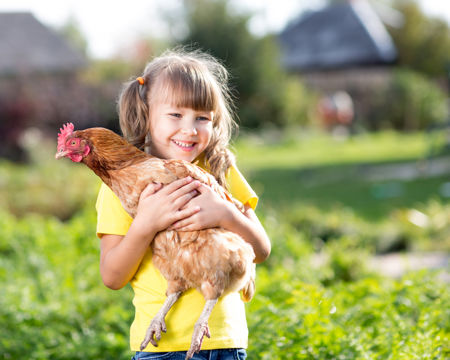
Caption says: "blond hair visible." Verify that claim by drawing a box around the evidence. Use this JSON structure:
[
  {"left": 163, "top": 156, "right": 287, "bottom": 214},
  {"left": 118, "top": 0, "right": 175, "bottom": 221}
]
[{"left": 118, "top": 48, "right": 237, "bottom": 187}]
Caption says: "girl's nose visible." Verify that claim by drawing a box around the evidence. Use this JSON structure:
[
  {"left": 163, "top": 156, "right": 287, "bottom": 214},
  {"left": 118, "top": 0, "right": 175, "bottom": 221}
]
[{"left": 181, "top": 126, "right": 197, "bottom": 135}]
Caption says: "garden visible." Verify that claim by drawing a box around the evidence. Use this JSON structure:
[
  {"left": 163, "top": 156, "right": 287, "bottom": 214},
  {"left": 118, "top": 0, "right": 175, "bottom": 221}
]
[{"left": 0, "top": 129, "right": 448, "bottom": 359}]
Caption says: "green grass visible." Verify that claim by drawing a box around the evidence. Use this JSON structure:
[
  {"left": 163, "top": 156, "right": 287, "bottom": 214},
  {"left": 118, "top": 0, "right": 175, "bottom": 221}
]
[
  {"left": 234, "top": 130, "right": 429, "bottom": 170},
  {"left": 234, "top": 130, "right": 449, "bottom": 222}
]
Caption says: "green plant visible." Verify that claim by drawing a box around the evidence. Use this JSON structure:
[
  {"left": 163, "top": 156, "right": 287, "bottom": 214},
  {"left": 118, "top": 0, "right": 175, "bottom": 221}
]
[
  {"left": 0, "top": 208, "right": 133, "bottom": 359},
  {"left": 248, "top": 268, "right": 449, "bottom": 359},
  {"left": 371, "top": 69, "right": 448, "bottom": 131}
]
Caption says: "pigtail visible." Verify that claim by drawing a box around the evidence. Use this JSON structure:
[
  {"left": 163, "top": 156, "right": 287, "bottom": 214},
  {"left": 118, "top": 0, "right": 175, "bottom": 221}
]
[
  {"left": 118, "top": 78, "right": 149, "bottom": 150},
  {"left": 205, "top": 144, "right": 235, "bottom": 188},
  {"left": 203, "top": 60, "right": 238, "bottom": 188}
]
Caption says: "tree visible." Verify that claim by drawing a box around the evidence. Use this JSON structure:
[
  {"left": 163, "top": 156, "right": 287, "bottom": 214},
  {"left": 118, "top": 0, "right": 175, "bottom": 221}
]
[
  {"left": 174, "top": 0, "right": 317, "bottom": 129},
  {"left": 57, "top": 15, "right": 89, "bottom": 57},
  {"left": 388, "top": 0, "right": 450, "bottom": 79}
]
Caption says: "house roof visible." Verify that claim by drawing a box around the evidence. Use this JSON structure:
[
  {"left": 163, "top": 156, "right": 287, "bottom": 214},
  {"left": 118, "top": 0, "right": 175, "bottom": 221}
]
[
  {"left": 0, "top": 12, "right": 86, "bottom": 76},
  {"left": 279, "top": 0, "right": 397, "bottom": 71}
]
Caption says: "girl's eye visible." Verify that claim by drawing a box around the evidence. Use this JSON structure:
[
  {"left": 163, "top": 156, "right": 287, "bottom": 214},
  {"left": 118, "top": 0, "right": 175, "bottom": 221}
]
[
  {"left": 170, "top": 113, "right": 182, "bottom": 118},
  {"left": 197, "top": 116, "right": 211, "bottom": 121}
]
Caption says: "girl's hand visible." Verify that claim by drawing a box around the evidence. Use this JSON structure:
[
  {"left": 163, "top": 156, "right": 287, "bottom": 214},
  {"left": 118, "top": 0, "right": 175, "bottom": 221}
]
[
  {"left": 133, "top": 177, "right": 201, "bottom": 236},
  {"left": 170, "top": 182, "right": 271, "bottom": 263},
  {"left": 169, "top": 183, "right": 234, "bottom": 231}
]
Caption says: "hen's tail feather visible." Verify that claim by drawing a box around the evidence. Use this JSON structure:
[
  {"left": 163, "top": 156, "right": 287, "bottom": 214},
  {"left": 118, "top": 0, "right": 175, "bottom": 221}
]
[{"left": 241, "top": 263, "right": 256, "bottom": 302}]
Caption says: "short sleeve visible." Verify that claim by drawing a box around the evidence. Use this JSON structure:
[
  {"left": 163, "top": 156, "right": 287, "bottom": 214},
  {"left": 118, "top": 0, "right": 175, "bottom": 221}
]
[
  {"left": 95, "top": 183, "right": 133, "bottom": 238},
  {"left": 226, "top": 165, "right": 258, "bottom": 210}
]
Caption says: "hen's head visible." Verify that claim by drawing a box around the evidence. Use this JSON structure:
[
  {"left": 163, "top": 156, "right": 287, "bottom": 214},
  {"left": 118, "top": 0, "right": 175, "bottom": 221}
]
[{"left": 55, "top": 123, "right": 91, "bottom": 162}]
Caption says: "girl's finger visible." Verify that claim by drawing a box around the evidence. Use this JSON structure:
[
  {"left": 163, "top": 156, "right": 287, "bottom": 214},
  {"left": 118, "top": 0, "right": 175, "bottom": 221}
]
[
  {"left": 174, "top": 225, "right": 197, "bottom": 232},
  {"left": 172, "top": 206, "right": 200, "bottom": 225},
  {"left": 140, "top": 182, "right": 162, "bottom": 199},
  {"left": 195, "top": 182, "right": 210, "bottom": 194},
  {"left": 173, "top": 189, "right": 199, "bottom": 209},
  {"left": 169, "top": 180, "right": 201, "bottom": 201},
  {"left": 160, "top": 177, "right": 193, "bottom": 195}
]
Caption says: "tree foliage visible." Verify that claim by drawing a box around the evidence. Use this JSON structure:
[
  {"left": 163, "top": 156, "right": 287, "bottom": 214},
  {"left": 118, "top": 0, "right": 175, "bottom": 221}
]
[
  {"left": 388, "top": 0, "right": 450, "bottom": 78},
  {"left": 57, "top": 15, "right": 89, "bottom": 57},
  {"left": 177, "top": 0, "right": 317, "bottom": 129},
  {"left": 369, "top": 68, "right": 448, "bottom": 131}
]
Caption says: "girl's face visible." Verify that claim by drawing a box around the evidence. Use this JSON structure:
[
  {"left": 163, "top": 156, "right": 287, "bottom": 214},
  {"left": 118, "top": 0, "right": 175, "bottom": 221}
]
[{"left": 149, "top": 101, "right": 213, "bottom": 162}]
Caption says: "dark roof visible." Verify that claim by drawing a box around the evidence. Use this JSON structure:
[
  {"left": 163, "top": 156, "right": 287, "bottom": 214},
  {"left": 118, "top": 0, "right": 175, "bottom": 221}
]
[
  {"left": 0, "top": 12, "right": 86, "bottom": 76},
  {"left": 279, "top": 0, "right": 397, "bottom": 71}
]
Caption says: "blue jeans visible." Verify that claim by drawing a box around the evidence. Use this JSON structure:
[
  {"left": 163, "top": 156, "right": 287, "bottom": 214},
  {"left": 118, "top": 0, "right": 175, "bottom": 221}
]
[{"left": 131, "top": 349, "right": 246, "bottom": 360}]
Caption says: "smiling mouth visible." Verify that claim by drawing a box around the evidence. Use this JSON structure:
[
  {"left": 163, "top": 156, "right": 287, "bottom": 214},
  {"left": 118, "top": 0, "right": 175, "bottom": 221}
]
[{"left": 172, "top": 139, "right": 196, "bottom": 150}]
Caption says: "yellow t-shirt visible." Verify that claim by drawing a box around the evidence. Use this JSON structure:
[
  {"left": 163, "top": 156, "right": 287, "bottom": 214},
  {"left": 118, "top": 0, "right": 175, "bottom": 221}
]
[{"left": 95, "top": 163, "right": 258, "bottom": 352}]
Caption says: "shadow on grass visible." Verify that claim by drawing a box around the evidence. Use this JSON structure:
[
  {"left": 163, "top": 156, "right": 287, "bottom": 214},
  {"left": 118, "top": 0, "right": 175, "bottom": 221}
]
[{"left": 247, "top": 158, "right": 450, "bottom": 222}]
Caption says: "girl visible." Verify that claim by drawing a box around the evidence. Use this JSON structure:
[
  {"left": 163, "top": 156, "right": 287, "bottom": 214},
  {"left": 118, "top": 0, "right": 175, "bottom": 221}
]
[{"left": 96, "top": 48, "right": 271, "bottom": 360}]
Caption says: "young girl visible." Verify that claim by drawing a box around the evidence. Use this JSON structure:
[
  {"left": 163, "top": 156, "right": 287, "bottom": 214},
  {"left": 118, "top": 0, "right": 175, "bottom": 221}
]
[{"left": 95, "top": 48, "right": 271, "bottom": 360}]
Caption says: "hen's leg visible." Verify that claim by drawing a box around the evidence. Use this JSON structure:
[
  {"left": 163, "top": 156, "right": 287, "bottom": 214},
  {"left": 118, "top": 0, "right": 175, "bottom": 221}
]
[
  {"left": 185, "top": 298, "right": 218, "bottom": 360},
  {"left": 140, "top": 291, "right": 182, "bottom": 350}
]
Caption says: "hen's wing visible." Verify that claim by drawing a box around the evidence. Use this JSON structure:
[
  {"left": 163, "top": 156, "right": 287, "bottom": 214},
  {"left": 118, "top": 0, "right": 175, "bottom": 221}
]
[
  {"left": 108, "top": 158, "right": 178, "bottom": 217},
  {"left": 163, "top": 159, "right": 239, "bottom": 207}
]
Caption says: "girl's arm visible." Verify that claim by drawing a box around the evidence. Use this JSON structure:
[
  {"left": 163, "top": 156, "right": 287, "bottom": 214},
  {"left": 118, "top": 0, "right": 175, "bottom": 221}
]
[
  {"left": 171, "top": 183, "right": 271, "bottom": 263},
  {"left": 99, "top": 178, "right": 201, "bottom": 289}
]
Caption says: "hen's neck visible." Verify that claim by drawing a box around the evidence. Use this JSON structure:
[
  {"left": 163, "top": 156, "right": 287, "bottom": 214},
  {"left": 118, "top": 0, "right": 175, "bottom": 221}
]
[{"left": 79, "top": 128, "right": 151, "bottom": 187}]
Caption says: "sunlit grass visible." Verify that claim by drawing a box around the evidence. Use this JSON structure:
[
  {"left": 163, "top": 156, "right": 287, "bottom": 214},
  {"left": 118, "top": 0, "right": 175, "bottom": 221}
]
[
  {"left": 234, "top": 130, "right": 429, "bottom": 170},
  {"left": 233, "top": 130, "right": 448, "bottom": 222}
]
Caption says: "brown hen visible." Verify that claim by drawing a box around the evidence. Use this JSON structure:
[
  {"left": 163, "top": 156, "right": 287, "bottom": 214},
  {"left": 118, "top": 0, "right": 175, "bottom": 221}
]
[{"left": 55, "top": 123, "right": 255, "bottom": 359}]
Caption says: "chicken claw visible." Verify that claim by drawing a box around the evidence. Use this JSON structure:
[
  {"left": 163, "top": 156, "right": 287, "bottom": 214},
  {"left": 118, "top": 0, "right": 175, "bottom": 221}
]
[
  {"left": 185, "top": 321, "right": 210, "bottom": 359},
  {"left": 140, "top": 292, "right": 182, "bottom": 350},
  {"left": 140, "top": 315, "right": 167, "bottom": 350},
  {"left": 185, "top": 298, "right": 218, "bottom": 360}
]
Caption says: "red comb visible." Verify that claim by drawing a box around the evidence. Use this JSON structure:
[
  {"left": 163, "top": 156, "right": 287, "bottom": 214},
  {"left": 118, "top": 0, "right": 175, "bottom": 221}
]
[{"left": 57, "top": 123, "right": 74, "bottom": 148}]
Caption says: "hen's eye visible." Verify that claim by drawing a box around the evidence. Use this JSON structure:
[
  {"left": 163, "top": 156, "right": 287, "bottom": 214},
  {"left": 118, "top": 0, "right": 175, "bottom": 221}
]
[{"left": 71, "top": 140, "right": 77, "bottom": 146}]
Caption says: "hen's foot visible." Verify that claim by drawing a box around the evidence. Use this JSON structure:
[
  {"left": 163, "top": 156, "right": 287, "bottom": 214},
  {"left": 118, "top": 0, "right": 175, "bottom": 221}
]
[
  {"left": 140, "top": 316, "right": 167, "bottom": 350},
  {"left": 185, "top": 321, "right": 211, "bottom": 360},
  {"left": 140, "top": 291, "right": 182, "bottom": 351}
]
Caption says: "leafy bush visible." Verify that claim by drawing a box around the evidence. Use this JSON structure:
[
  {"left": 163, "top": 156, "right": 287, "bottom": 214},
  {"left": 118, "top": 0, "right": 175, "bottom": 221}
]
[
  {"left": 0, "top": 208, "right": 134, "bottom": 359},
  {"left": 370, "top": 69, "right": 448, "bottom": 131},
  {"left": 248, "top": 268, "right": 449, "bottom": 359},
  {"left": 1, "top": 206, "right": 448, "bottom": 359},
  {"left": 268, "top": 201, "right": 450, "bottom": 257},
  {"left": 0, "top": 139, "right": 99, "bottom": 220}
]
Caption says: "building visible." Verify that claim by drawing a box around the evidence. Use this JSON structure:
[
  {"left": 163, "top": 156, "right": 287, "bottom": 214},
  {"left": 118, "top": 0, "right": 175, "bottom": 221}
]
[
  {"left": 279, "top": 0, "right": 399, "bottom": 129},
  {"left": 0, "top": 12, "right": 87, "bottom": 160}
]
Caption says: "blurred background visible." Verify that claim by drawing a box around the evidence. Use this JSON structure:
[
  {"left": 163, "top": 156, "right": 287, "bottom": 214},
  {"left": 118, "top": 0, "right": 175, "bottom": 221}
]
[{"left": 0, "top": 0, "right": 449, "bottom": 359}]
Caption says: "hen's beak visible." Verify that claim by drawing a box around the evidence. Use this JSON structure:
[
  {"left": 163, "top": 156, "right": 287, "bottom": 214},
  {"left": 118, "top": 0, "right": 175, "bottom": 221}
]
[{"left": 55, "top": 149, "right": 69, "bottom": 159}]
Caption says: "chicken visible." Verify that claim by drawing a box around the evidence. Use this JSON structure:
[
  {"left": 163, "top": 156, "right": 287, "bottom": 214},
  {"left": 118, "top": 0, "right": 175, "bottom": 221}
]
[{"left": 55, "top": 123, "right": 255, "bottom": 359}]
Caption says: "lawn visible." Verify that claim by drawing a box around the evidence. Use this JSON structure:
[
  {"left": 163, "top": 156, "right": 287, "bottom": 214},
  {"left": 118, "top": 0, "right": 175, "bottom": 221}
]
[{"left": 235, "top": 130, "right": 449, "bottom": 222}]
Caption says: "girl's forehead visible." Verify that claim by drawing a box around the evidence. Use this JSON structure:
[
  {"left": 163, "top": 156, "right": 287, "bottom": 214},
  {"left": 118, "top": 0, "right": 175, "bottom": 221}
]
[
  {"left": 150, "top": 73, "right": 217, "bottom": 111},
  {"left": 153, "top": 86, "right": 183, "bottom": 107}
]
